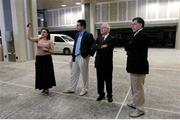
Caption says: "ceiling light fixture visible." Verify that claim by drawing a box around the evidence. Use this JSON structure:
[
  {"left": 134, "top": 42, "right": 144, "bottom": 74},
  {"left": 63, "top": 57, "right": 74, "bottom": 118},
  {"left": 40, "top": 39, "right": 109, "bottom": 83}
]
[
  {"left": 75, "top": 3, "right": 81, "bottom": 5},
  {"left": 61, "top": 4, "right": 67, "bottom": 7}
]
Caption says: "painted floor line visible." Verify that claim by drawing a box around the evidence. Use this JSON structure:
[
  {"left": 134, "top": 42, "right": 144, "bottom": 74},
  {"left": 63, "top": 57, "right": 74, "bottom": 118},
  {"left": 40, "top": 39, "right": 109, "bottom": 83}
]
[
  {"left": 144, "top": 106, "right": 180, "bottom": 116},
  {"left": 1, "top": 80, "right": 180, "bottom": 117},
  {"left": 115, "top": 87, "right": 131, "bottom": 119},
  {"left": 54, "top": 61, "right": 180, "bottom": 71}
]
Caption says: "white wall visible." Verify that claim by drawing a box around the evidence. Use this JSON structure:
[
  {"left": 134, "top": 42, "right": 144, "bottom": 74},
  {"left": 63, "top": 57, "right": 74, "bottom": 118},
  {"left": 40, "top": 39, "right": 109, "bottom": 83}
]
[
  {"left": 44, "top": 0, "right": 180, "bottom": 28},
  {"left": 45, "top": 6, "right": 82, "bottom": 27},
  {"left": 96, "top": 0, "right": 180, "bottom": 23}
]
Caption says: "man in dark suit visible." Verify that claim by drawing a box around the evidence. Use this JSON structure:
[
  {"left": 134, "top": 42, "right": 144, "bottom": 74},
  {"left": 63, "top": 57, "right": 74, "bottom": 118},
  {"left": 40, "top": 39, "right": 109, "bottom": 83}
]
[
  {"left": 92, "top": 23, "right": 114, "bottom": 102},
  {"left": 125, "top": 17, "right": 149, "bottom": 118},
  {"left": 64, "top": 19, "right": 95, "bottom": 96}
]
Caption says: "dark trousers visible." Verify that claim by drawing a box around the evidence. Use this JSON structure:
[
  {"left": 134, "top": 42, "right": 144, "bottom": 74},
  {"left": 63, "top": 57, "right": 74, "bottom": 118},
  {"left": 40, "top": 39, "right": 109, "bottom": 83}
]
[{"left": 96, "top": 67, "right": 113, "bottom": 98}]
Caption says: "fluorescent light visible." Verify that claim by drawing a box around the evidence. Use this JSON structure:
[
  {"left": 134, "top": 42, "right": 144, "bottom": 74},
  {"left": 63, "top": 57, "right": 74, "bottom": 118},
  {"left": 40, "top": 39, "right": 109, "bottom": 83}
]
[
  {"left": 61, "top": 4, "right": 67, "bottom": 7},
  {"left": 40, "top": 19, "right": 44, "bottom": 21},
  {"left": 75, "top": 3, "right": 81, "bottom": 5}
]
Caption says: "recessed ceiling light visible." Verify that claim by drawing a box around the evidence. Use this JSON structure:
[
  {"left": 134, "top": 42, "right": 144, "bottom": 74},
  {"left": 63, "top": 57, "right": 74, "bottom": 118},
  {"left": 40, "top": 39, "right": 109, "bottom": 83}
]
[
  {"left": 75, "top": 3, "right": 81, "bottom": 5},
  {"left": 61, "top": 4, "right": 67, "bottom": 7}
]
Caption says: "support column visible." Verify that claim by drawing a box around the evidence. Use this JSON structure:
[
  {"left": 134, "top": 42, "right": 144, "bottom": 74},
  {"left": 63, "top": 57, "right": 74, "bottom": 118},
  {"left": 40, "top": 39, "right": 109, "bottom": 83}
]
[
  {"left": 11, "top": 0, "right": 38, "bottom": 62},
  {"left": 0, "top": 0, "right": 38, "bottom": 62},
  {"left": 0, "top": 0, "right": 7, "bottom": 61},
  {"left": 84, "top": 3, "right": 90, "bottom": 32},
  {"left": 30, "top": 0, "right": 38, "bottom": 59},
  {"left": 175, "top": 5, "right": 180, "bottom": 50},
  {"left": 10, "top": 0, "right": 27, "bottom": 62},
  {"left": 83, "top": 2, "right": 96, "bottom": 36},
  {"left": 90, "top": 2, "right": 96, "bottom": 38},
  {"left": 30, "top": 0, "right": 38, "bottom": 38},
  {"left": 81, "top": 4, "right": 85, "bottom": 20},
  {"left": 25, "top": 0, "right": 38, "bottom": 60},
  {"left": 0, "top": 0, "right": 15, "bottom": 62}
]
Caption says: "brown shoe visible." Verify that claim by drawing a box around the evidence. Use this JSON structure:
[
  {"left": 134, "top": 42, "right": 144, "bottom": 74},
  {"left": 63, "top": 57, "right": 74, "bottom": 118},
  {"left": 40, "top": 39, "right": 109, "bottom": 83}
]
[
  {"left": 43, "top": 89, "right": 49, "bottom": 96},
  {"left": 129, "top": 109, "right": 145, "bottom": 118}
]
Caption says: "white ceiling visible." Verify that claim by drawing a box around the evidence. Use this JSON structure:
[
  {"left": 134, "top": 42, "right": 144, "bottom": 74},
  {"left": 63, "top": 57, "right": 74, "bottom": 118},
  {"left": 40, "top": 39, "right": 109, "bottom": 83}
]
[{"left": 37, "top": 0, "right": 117, "bottom": 9}]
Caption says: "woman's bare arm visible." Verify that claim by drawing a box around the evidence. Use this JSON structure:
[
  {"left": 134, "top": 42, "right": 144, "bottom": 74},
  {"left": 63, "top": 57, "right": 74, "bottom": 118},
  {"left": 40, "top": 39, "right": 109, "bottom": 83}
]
[
  {"left": 27, "top": 23, "right": 39, "bottom": 43},
  {"left": 48, "top": 41, "right": 54, "bottom": 53}
]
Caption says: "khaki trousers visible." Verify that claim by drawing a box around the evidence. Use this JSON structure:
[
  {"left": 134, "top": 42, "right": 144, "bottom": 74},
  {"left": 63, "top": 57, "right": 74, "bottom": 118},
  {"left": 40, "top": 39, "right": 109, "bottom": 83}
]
[
  {"left": 69, "top": 55, "right": 90, "bottom": 91},
  {"left": 130, "top": 73, "right": 145, "bottom": 109},
  {"left": 0, "top": 44, "right": 3, "bottom": 61}
]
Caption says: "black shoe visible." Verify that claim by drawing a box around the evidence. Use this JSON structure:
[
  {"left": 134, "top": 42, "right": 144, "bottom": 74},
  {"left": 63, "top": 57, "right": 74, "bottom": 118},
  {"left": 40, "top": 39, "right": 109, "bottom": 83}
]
[
  {"left": 41, "top": 89, "right": 45, "bottom": 93},
  {"left": 127, "top": 103, "right": 136, "bottom": 109},
  {"left": 63, "top": 90, "right": 75, "bottom": 94},
  {"left": 96, "top": 96, "right": 105, "bottom": 101},
  {"left": 108, "top": 97, "right": 113, "bottom": 102}
]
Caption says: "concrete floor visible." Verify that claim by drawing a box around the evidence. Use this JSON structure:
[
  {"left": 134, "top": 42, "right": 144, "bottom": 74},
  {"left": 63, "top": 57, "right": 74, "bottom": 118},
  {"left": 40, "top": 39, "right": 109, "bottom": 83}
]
[{"left": 0, "top": 48, "right": 180, "bottom": 119}]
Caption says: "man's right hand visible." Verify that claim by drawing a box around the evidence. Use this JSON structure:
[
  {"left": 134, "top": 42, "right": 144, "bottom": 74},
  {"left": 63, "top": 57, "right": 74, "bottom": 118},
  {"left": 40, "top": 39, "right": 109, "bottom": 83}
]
[{"left": 101, "top": 44, "right": 108, "bottom": 48}]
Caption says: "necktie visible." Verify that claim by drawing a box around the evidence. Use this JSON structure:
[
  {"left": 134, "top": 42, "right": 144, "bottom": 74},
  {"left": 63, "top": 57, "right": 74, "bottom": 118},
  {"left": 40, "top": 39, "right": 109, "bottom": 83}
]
[{"left": 101, "top": 37, "right": 105, "bottom": 44}]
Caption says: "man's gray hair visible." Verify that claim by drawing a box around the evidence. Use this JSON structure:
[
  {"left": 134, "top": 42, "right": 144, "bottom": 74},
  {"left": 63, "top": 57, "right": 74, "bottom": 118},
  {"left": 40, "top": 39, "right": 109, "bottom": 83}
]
[{"left": 101, "top": 23, "right": 110, "bottom": 30}]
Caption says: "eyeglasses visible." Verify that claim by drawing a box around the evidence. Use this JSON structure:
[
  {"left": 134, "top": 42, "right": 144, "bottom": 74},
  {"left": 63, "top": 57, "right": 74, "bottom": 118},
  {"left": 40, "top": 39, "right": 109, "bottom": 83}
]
[{"left": 131, "top": 23, "right": 139, "bottom": 26}]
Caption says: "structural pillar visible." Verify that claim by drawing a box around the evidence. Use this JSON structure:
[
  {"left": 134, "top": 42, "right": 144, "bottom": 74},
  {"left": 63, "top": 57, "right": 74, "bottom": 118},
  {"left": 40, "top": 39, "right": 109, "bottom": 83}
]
[
  {"left": 0, "top": 0, "right": 38, "bottom": 62},
  {"left": 0, "top": 0, "right": 14, "bottom": 62},
  {"left": 175, "top": 4, "right": 180, "bottom": 50},
  {"left": 83, "top": 2, "right": 96, "bottom": 37},
  {"left": 11, "top": 0, "right": 28, "bottom": 62},
  {"left": 11, "top": 0, "right": 38, "bottom": 62},
  {"left": 89, "top": 2, "right": 96, "bottom": 38},
  {"left": 25, "top": 0, "right": 38, "bottom": 60}
]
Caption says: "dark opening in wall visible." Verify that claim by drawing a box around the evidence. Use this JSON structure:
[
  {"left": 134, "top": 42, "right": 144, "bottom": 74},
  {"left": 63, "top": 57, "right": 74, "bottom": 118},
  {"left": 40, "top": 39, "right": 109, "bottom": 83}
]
[
  {"left": 37, "top": 9, "right": 47, "bottom": 27},
  {"left": 98, "top": 26, "right": 176, "bottom": 48}
]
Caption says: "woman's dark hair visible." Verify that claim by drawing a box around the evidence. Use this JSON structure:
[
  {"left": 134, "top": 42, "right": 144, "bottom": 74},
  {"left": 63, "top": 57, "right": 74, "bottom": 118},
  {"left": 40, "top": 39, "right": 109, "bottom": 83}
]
[
  {"left": 77, "top": 19, "right": 86, "bottom": 29},
  {"left": 132, "top": 17, "right": 145, "bottom": 28},
  {"left": 40, "top": 27, "right": 50, "bottom": 40}
]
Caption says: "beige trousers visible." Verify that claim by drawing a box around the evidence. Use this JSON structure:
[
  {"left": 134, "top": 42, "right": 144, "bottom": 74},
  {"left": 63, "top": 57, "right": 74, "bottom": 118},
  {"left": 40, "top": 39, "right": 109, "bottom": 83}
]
[
  {"left": 69, "top": 55, "right": 90, "bottom": 91},
  {"left": 130, "top": 73, "right": 146, "bottom": 109},
  {"left": 0, "top": 44, "right": 3, "bottom": 61}
]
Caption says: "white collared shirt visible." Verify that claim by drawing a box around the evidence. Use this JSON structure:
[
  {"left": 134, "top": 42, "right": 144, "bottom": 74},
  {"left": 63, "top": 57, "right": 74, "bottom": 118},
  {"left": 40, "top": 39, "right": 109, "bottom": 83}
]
[
  {"left": 102, "top": 33, "right": 109, "bottom": 40},
  {"left": 134, "top": 28, "right": 143, "bottom": 36},
  {"left": 75, "top": 32, "right": 84, "bottom": 56}
]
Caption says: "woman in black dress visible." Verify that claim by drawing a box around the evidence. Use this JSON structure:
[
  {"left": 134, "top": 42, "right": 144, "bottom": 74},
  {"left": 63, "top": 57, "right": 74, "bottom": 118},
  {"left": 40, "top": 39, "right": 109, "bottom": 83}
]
[{"left": 27, "top": 23, "right": 56, "bottom": 95}]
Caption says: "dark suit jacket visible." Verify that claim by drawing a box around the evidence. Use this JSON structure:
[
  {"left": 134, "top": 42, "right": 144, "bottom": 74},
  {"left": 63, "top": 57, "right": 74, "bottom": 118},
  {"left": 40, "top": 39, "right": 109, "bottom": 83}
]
[
  {"left": 125, "top": 29, "right": 149, "bottom": 74},
  {"left": 92, "top": 35, "right": 115, "bottom": 69},
  {"left": 72, "top": 31, "right": 95, "bottom": 61}
]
